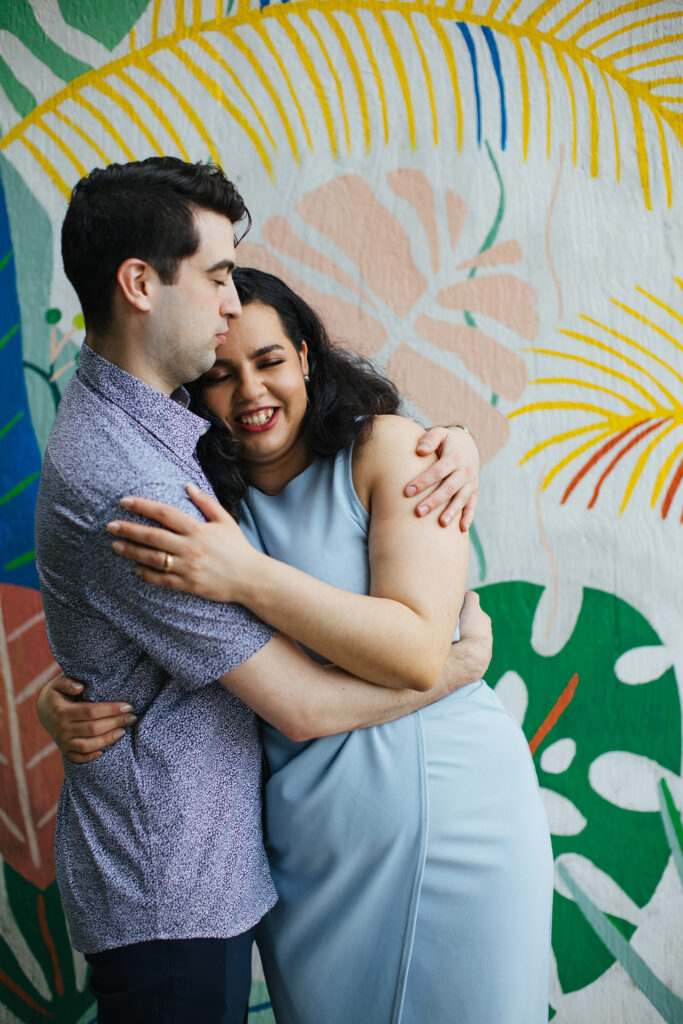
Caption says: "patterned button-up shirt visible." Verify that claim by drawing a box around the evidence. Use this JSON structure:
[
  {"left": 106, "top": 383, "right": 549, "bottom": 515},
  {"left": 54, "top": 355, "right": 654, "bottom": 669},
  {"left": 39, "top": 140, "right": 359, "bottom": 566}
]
[{"left": 35, "top": 343, "right": 276, "bottom": 954}]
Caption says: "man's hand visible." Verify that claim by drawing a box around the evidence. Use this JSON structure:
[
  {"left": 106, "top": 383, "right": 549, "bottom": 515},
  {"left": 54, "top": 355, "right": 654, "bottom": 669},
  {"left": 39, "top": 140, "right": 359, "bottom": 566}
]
[
  {"left": 458, "top": 591, "right": 492, "bottom": 677},
  {"left": 406, "top": 425, "right": 479, "bottom": 530},
  {"left": 37, "top": 674, "right": 136, "bottom": 764}
]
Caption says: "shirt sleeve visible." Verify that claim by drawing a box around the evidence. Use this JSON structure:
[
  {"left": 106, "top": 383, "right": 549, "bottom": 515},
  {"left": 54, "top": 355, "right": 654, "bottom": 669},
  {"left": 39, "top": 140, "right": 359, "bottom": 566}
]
[{"left": 41, "top": 473, "right": 275, "bottom": 692}]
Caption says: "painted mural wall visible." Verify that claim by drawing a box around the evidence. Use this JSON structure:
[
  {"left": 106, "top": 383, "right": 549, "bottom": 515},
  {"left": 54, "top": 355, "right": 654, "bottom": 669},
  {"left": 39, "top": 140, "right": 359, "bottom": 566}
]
[{"left": 0, "top": 1, "right": 681, "bottom": 1021}]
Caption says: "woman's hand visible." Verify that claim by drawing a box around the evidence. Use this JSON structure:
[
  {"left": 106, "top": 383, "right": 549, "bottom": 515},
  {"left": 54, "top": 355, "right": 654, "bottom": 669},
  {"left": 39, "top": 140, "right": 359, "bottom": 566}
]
[
  {"left": 405, "top": 425, "right": 479, "bottom": 530},
  {"left": 108, "top": 483, "right": 262, "bottom": 603},
  {"left": 37, "top": 675, "right": 136, "bottom": 764}
]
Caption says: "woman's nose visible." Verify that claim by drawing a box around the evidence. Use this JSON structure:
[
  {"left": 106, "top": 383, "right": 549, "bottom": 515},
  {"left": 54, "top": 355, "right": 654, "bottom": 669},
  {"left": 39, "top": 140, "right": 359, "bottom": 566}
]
[{"left": 237, "top": 370, "right": 266, "bottom": 401}]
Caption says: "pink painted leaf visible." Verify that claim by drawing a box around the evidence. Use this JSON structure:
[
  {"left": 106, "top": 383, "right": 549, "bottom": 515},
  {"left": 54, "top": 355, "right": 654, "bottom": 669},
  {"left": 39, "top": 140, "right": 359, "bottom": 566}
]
[
  {"left": 239, "top": 242, "right": 388, "bottom": 357},
  {"left": 0, "top": 584, "right": 61, "bottom": 888},
  {"left": 436, "top": 274, "right": 538, "bottom": 341},
  {"left": 386, "top": 169, "right": 439, "bottom": 273},
  {"left": 414, "top": 314, "right": 527, "bottom": 400},
  {"left": 456, "top": 239, "right": 523, "bottom": 271},
  {"left": 386, "top": 344, "right": 510, "bottom": 464},
  {"left": 295, "top": 174, "right": 427, "bottom": 316}
]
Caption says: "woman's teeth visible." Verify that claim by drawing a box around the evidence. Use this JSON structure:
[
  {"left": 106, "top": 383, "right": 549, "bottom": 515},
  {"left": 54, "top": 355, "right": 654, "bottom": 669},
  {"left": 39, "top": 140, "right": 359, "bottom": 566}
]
[{"left": 238, "top": 409, "right": 275, "bottom": 426}]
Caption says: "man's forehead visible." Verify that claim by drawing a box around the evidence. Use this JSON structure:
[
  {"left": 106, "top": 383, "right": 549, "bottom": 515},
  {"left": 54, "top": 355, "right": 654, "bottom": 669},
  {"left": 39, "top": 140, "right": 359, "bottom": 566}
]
[{"left": 191, "top": 208, "right": 236, "bottom": 259}]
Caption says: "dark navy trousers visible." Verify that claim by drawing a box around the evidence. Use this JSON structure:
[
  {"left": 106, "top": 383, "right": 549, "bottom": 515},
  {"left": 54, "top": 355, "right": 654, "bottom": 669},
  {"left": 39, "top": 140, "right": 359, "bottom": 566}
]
[{"left": 85, "top": 930, "right": 255, "bottom": 1023}]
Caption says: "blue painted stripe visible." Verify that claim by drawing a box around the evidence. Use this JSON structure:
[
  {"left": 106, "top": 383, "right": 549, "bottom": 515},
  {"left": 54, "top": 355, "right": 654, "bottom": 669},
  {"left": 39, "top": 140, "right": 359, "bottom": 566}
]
[
  {"left": 482, "top": 26, "right": 507, "bottom": 150},
  {"left": 457, "top": 22, "right": 481, "bottom": 146},
  {"left": 249, "top": 1001, "right": 273, "bottom": 1012}
]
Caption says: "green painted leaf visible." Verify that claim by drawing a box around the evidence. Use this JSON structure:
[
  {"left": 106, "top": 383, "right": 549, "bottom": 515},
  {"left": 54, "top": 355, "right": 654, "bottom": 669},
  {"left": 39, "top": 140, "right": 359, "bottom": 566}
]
[
  {"left": 57, "top": 0, "right": 151, "bottom": 51},
  {"left": 478, "top": 582, "right": 681, "bottom": 994},
  {"left": 1, "top": 862, "right": 92, "bottom": 1023}
]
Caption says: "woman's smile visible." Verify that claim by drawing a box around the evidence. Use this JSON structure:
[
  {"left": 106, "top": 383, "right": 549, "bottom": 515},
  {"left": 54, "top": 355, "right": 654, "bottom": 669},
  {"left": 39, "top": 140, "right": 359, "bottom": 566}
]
[{"left": 234, "top": 407, "right": 281, "bottom": 432}]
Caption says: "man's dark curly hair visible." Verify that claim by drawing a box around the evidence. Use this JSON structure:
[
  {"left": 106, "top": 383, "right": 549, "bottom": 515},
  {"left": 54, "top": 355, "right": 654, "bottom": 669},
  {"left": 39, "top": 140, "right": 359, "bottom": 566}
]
[{"left": 61, "top": 157, "right": 250, "bottom": 333}]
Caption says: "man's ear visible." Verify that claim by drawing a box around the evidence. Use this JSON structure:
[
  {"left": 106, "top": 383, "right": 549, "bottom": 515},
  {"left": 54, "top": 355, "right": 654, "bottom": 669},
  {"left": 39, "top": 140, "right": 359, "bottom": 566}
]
[{"left": 116, "top": 259, "right": 156, "bottom": 313}]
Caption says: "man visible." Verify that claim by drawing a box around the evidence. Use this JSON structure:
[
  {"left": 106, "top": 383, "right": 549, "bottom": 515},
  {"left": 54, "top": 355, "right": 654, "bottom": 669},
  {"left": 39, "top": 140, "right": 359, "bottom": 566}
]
[{"left": 35, "top": 157, "right": 490, "bottom": 1023}]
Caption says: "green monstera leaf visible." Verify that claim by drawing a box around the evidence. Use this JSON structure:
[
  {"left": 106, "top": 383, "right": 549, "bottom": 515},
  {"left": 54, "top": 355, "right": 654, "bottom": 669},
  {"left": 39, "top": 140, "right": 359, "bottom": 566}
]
[{"left": 478, "top": 582, "right": 681, "bottom": 995}]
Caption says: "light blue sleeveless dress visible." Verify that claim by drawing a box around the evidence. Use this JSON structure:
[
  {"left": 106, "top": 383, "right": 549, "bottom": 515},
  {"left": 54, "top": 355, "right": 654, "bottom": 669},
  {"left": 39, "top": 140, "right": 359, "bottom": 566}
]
[{"left": 240, "top": 446, "right": 553, "bottom": 1024}]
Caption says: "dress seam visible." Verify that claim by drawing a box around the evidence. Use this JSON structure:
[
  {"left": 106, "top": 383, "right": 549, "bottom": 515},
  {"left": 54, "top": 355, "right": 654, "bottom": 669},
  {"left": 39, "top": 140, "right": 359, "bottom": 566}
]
[{"left": 390, "top": 713, "right": 429, "bottom": 1024}]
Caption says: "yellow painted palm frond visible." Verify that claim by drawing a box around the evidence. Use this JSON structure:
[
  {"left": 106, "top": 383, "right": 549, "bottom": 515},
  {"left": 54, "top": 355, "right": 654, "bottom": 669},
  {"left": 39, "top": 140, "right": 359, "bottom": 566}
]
[
  {"left": 0, "top": 0, "right": 680, "bottom": 206},
  {"left": 511, "top": 280, "right": 683, "bottom": 519}
]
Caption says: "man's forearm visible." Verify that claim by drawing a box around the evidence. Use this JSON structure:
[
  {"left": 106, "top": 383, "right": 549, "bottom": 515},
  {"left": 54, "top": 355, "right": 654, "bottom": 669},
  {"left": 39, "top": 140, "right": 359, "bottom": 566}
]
[{"left": 222, "top": 632, "right": 491, "bottom": 742}]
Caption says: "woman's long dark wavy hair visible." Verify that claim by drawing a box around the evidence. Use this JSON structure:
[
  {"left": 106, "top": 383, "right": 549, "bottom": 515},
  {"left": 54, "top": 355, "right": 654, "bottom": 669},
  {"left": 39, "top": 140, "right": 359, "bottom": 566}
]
[{"left": 188, "top": 267, "right": 400, "bottom": 518}]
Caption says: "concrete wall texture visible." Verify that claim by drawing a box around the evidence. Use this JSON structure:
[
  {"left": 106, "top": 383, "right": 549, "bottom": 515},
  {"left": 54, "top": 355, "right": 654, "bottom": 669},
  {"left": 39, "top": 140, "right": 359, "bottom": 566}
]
[{"left": 0, "top": 1, "right": 681, "bottom": 1021}]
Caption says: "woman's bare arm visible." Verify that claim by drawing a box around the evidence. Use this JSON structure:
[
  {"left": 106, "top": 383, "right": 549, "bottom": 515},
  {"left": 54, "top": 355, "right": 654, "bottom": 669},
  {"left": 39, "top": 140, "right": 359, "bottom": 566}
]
[{"left": 110, "top": 418, "right": 468, "bottom": 691}]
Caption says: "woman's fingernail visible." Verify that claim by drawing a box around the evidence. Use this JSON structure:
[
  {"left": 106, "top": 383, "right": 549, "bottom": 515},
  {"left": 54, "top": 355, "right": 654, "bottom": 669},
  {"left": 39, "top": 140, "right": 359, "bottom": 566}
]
[
  {"left": 417, "top": 504, "right": 429, "bottom": 516},
  {"left": 417, "top": 444, "right": 430, "bottom": 453},
  {"left": 441, "top": 514, "right": 452, "bottom": 525},
  {"left": 119, "top": 704, "right": 133, "bottom": 713},
  {"left": 112, "top": 541, "right": 124, "bottom": 553},
  {"left": 107, "top": 521, "right": 120, "bottom": 533},
  {"left": 187, "top": 482, "right": 197, "bottom": 493},
  {"left": 405, "top": 485, "right": 417, "bottom": 497},
  {"left": 112, "top": 729, "right": 125, "bottom": 740},
  {"left": 124, "top": 714, "right": 138, "bottom": 725},
  {"left": 120, "top": 497, "right": 134, "bottom": 508},
  {"left": 70, "top": 682, "right": 84, "bottom": 691}
]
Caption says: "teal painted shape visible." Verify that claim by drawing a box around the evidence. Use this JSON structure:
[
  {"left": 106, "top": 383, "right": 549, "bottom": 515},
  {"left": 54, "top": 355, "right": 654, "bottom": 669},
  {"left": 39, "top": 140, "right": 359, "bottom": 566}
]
[
  {"left": 0, "top": 170, "right": 41, "bottom": 588},
  {"left": 477, "top": 581, "right": 681, "bottom": 993},
  {"left": 0, "top": 53, "right": 35, "bottom": 121},
  {"left": 0, "top": 152, "right": 64, "bottom": 457},
  {"left": 659, "top": 779, "right": 683, "bottom": 889},
  {"left": 57, "top": 0, "right": 151, "bottom": 51},
  {"left": 558, "top": 863, "right": 683, "bottom": 1024},
  {"left": 0, "top": 862, "right": 93, "bottom": 1024},
  {"left": 0, "top": 0, "right": 89, "bottom": 86}
]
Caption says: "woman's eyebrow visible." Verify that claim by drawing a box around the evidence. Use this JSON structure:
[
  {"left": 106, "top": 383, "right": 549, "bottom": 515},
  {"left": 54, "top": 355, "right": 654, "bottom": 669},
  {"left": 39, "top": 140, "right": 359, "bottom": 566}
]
[{"left": 251, "top": 345, "right": 286, "bottom": 358}]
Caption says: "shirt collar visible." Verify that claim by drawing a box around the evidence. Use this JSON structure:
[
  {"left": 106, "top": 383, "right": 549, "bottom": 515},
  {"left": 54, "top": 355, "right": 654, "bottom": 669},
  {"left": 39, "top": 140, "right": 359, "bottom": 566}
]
[{"left": 77, "top": 343, "right": 209, "bottom": 462}]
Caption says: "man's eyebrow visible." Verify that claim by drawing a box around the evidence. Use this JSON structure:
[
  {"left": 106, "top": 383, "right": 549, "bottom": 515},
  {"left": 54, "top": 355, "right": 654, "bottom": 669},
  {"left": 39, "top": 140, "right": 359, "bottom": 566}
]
[{"left": 205, "top": 259, "right": 236, "bottom": 274}]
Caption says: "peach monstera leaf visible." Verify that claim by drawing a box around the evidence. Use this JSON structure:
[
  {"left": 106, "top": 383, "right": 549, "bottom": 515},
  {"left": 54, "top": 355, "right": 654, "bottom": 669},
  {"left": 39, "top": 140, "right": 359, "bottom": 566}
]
[
  {"left": 239, "top": 151, "right": 535, "bottom": 465},
  {"left": 0, "top": 584, "right": 61, "bottom": 889}
]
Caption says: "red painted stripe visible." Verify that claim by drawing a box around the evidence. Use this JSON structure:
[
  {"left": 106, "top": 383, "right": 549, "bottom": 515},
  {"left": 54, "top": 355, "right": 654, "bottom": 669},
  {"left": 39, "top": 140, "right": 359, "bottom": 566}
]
[
  {"left": 587, "top": 419, "right": 665, "bottom": 509},
  {"left": 561, "top": 422, "right": 644, "bottom": 505},
  {"left": 37, "top": 894, "right": 64, "bottom": 997},
  {"left": 529, "top": 673, "right": 579, "bottom": 756},
  {"left": 0, "top": 967, "right": 53, "bottom": 1017},
  {"left": 662, "top": 456, "right": 683, "bottom": 520}
]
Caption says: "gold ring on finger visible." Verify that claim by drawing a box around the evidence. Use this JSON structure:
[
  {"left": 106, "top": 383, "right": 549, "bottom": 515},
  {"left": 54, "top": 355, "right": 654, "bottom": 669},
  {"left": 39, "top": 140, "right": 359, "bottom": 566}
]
[{"left": 163, "top": 552, "right": 174, "bottom": 573}]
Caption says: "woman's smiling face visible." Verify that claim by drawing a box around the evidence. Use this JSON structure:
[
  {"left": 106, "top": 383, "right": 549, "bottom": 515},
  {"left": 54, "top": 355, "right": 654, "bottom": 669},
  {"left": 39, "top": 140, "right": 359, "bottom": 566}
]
[{"left": 200, "top": 301, "right": 310, "bottom": 490}]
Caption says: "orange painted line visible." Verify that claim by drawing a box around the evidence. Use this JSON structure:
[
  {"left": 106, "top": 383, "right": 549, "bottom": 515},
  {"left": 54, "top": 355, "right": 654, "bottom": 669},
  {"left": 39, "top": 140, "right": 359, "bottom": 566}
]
[
  {"left": 0, "top": 967, "right": 53, "bottom": 1017},
  {"left": 587, "top": 418, "right": 665, "bottom": 509},
  {"left": 561, "top": 422, "right": 643, "bottom": 505},
  {"left": 662, "top": 455, "right": 683, "bottom": 520},
  {"left": 37, "top": 894, "right": 64, "bottom": 997},
  {"left": 529, "top": 672, "right": 579, "bottom": 756}
]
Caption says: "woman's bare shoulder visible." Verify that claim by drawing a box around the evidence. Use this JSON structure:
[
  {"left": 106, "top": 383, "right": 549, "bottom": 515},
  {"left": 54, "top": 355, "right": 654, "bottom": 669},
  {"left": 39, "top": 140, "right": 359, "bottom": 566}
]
[{"left": 352, "top": 415, "right": 434, "bottom": 508}]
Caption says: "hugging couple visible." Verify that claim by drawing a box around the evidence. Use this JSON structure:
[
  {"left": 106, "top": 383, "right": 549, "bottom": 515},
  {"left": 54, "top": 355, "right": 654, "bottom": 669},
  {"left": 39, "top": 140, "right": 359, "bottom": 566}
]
[{"left": 36, "top": 156, "right": 552, "bottom": 1024}]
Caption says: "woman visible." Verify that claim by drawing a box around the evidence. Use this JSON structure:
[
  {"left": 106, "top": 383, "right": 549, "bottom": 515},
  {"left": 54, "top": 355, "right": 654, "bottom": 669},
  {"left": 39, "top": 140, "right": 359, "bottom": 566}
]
[{"left": 42, "top": 269, "right": 552, "bottom": 1023}]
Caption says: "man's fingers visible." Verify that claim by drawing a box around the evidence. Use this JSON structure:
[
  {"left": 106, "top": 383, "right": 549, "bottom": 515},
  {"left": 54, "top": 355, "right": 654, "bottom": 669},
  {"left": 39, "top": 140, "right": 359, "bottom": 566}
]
[
  {"left": 414, "top": 425, "right": 448, "bottom": 456},
  {"left": 460, "top": 493, "right": 478, "bottom": 532},
  {"left": 405, "top": 458, "right": 461, "bottom": 498}
]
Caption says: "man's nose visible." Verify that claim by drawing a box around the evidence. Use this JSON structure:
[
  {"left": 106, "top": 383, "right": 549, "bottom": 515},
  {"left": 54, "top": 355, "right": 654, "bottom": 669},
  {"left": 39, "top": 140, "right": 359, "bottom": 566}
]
[{"left": 220, "top": 278, "right": 242, "bottom": 319}]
